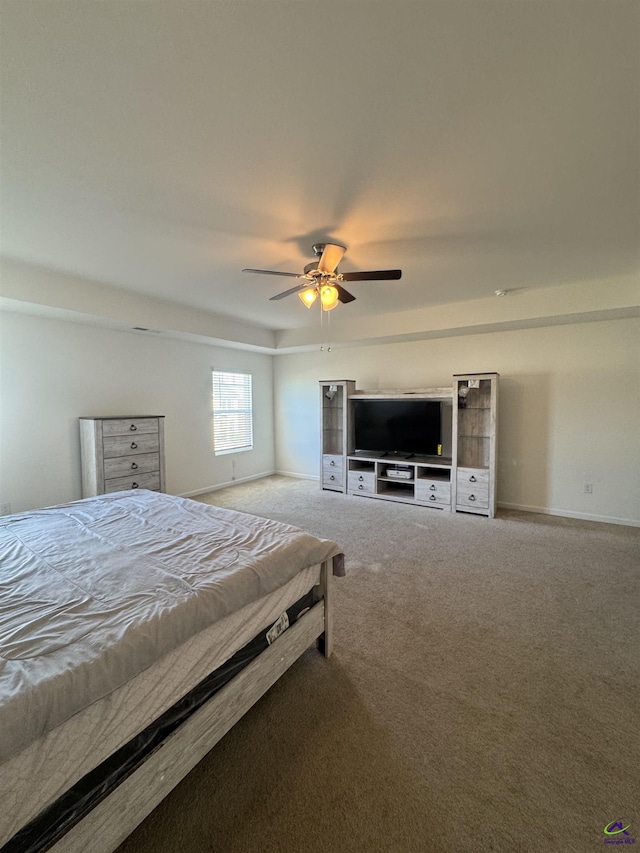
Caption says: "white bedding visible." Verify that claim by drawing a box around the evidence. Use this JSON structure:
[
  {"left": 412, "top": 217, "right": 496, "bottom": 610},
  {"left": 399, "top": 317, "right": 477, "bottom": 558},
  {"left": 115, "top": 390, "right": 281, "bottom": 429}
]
[{"left": 0, "top": 490, "right": 341, "bottom": 763}]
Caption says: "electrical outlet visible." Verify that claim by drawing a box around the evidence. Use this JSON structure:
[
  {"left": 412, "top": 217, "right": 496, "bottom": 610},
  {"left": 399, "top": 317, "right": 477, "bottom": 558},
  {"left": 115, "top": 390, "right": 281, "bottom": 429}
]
[
  {"left": 584, "top": 483, "right": 593, "bottom": 494},
  {"left": 0, "top": 502, "right": 11, "bottom": 515}
]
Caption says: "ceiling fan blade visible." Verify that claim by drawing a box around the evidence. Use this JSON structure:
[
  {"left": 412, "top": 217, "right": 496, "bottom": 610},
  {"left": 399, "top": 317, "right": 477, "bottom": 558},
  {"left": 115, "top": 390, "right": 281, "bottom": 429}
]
[
  {"left": 336, "top": 284, "right": 356, "bottom": 304},
  {"left": 340, "top": 269, "right": 402, "bottom": 282},
  {"left": 317, "top": 243, "right": 346, "bottom": 274},
  {"left": 242, "top": 268, "right": 301, "bottom": 278},
  {"left": 269, "top": 283, "right": 308, "bottom": 301}
]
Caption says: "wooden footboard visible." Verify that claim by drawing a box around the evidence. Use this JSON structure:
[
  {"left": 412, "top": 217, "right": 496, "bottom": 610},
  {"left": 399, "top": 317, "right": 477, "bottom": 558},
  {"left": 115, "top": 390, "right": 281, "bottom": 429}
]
[
  {"left": 318, "top": 554, "right": 333, "bottom": 657},
  {"left": 48, "top": 559, "right": 334, "bottom": 853}
]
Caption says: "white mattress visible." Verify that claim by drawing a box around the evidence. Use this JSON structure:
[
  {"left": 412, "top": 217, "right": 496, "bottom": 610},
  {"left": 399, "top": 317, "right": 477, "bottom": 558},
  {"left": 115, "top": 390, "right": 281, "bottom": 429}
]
[
  {"left": 0, "top": 489, "right": 342, "bottom": 846},
  {"left": 0, "top": 563, "right": 322, "bottom": 845},
  {"left": 0, "top": 490, "right": 340, "bottom": 761}
]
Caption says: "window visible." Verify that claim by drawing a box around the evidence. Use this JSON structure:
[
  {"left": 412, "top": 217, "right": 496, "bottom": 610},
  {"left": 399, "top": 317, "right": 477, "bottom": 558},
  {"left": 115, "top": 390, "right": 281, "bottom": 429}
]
[{"left": 212, "top": 370, "right": 253, "bottom": 455}]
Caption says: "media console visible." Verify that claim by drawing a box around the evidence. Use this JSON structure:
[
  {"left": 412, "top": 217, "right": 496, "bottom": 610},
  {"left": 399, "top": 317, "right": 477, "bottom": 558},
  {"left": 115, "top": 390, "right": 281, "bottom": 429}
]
[
  {"left": 348, "top": 455, "right": 452, "bottom": 509},
  {"left": 320, "top": 374, "right": 499, "bottom": 517}
]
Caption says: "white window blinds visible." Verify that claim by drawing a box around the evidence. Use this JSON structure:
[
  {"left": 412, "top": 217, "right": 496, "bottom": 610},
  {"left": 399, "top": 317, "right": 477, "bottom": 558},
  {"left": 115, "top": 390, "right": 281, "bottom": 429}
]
[{"left": 212, "top": 370, "right": 253, "bottom": 455}]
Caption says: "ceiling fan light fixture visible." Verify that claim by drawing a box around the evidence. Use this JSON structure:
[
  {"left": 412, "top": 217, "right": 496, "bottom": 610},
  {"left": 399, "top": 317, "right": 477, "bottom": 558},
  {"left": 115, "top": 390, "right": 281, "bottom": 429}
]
[
  {"left": 243, "top": 242, "right": 402, "bottom": 309},
  {"left": 320, "top": 284, "right": 339, "bottom": 311},
  {"left": 298, "top": 287, "right": 318, "bottom": 308}
]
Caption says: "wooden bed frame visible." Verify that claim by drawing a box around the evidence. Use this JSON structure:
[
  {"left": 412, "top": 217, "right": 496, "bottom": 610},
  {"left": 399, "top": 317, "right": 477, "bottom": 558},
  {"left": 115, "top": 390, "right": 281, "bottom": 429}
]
[{"left": 46, "top": 558, "right": 334, "bottom": 853}]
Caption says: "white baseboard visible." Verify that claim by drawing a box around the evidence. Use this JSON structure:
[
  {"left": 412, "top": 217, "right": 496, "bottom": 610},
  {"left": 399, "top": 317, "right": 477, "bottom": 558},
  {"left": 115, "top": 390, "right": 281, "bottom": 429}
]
[
  {"left": 180, "top": 471, "right": 276, "bottom": 498},
  {"left": 274, "top": 470, "right": 319, "bottom": 482},
  {"left": 498, "top": 501, "right": 640, "bottom": 528}
]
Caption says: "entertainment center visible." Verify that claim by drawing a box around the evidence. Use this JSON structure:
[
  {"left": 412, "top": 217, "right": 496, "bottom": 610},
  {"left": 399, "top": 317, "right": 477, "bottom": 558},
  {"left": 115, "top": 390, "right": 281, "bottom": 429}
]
[{"left": 320, "top": 374, "right": 499, "bottom": 517}]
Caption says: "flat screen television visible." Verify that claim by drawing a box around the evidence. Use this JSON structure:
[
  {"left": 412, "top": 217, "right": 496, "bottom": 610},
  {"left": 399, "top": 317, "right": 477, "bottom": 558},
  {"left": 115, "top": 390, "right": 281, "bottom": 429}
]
[{"left": 353, "top": 399, "right": 442, "bottom": 457}]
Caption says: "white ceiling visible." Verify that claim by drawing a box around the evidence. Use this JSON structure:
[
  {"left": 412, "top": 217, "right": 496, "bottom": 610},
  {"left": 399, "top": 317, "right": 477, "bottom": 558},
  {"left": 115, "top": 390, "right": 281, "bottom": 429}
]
[{"left": 1, "top": 1, "right": 638, "bottom": 339}]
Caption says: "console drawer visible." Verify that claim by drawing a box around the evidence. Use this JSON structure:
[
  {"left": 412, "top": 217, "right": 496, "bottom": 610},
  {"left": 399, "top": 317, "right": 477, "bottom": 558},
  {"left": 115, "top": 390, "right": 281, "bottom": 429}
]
[
  {"left": 348, "top": 471, "right": 376, "bottom": 494},
  {"left": 415, "top": 480, "right": 450, "bottom": 506}
]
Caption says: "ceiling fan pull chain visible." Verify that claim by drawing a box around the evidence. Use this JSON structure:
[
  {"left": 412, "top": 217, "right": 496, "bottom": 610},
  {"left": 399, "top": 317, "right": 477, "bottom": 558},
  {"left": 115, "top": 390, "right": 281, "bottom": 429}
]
[{"left": 319, "top": 301, "right": 332, "bottom": 351}]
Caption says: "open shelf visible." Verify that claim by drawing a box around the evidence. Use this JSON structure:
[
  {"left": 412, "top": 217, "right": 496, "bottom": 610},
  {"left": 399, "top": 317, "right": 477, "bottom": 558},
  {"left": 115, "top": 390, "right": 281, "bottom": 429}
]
[
  {"left": 376, "top": 480, "right": 415, "bottom": 499},
  {"left": 416, "top": 468, "right": 450, "bottom": 481},
  {"left": 349, "top": 459, "right": 375, "bottom": 472}
]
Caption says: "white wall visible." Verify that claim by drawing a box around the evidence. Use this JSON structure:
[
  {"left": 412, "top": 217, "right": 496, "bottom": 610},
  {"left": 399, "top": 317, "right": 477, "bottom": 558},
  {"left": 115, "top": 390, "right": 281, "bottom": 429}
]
[
  {"left": 2, "top": 310, "right": 638, "bottom": 526},
  {"left": 274, "top": 318, "right": 640, "bottom": 527},
  {"left": 0, "top": 312, "right": 275, "bottom": 513}
]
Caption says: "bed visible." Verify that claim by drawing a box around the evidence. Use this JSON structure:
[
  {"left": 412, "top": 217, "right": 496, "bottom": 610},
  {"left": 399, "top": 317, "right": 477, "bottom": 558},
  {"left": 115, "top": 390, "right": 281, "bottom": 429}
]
[{"left": 0, "top": 489, "right": 343, "bottom": 852}]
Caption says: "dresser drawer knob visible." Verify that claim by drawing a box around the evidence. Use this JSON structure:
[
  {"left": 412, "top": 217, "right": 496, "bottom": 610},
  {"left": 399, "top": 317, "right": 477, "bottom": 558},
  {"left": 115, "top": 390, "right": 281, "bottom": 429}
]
[
  {"left": 429, "top": 495, "right": 436, "bottom": 501},
  {"left": 130, "top": 424, "right": 137, "bottom": 432},
  {"left": 330, "top": 460, "right": 335, "bottom": 466},
  {"left": 130, "top": 442, "right": 137, "bottom": 449},
  {"left": 358, "top": 475, "right": 364, "bottom": 481},
  {"left": 469, "top": 475, "right": 477, "bottom": 483},
  {"left": 358, "top": 484, "right": 364, "bottom": 490},
  {"left": 469, "top": 494, "right": 476, "bottom": 501},
  {"left": 429, "top": 484, "right": 436, "bottom": 490},
  {"left": 131, "top": 462, "right": 138, "bottom": 470},
  {"left": 330, "top": 475, "right": 335, "bottom": 481},
  {"left": 132, "top": 482, "right": 139, "bottom": 489}
]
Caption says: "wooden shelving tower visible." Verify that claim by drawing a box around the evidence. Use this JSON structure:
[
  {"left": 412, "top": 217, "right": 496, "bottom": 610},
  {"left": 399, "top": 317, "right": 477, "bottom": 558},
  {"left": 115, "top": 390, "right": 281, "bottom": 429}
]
[
  {"left": 319, "top": 381, "right": 355, "bottom": 492},
  {"left": 451, "top": 373, "right": 499, "bottom": 517}
]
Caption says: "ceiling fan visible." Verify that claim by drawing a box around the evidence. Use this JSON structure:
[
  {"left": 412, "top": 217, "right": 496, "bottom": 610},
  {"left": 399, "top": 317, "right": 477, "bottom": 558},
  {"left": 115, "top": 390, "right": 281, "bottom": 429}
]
[{"left": 242, "top": 243, "right": 402, "bottom": 310}]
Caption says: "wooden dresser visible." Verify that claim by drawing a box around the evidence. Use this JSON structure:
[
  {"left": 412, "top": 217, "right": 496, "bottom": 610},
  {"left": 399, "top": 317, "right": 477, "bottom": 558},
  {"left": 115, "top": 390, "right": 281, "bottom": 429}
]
[{"left": 79, "top": 416, "right": 166, "bottom": 498}]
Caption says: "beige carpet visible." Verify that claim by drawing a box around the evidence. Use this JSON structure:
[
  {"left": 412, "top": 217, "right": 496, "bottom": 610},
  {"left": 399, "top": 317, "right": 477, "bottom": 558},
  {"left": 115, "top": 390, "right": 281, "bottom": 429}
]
[{"left": 117, "top": 477, "right": 639, "bottom": 853}]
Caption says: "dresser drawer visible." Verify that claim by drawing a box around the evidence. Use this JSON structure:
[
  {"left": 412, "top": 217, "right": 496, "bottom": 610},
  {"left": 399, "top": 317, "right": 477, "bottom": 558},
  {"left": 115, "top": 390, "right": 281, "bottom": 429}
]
[
  {"left": 348, "top": 471, "right": 376, "bottom": 494},
  {"left": 103, "top": 452, "right": 160, "bottom": 479},
  {"left": 415, "top": 480, "right": 450, "bottom": 505},
  {"left": 103, "top": 472, "right": 161, "bottom": 494},
  {"left": 102, "top": 418, "right": 160, "bottom": 438},
  {"left": 456, "top": 468, "right": 489, "bottom": 508},
  {"left": 103, "top": 434, "right": 160, "bottom": 459}
]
